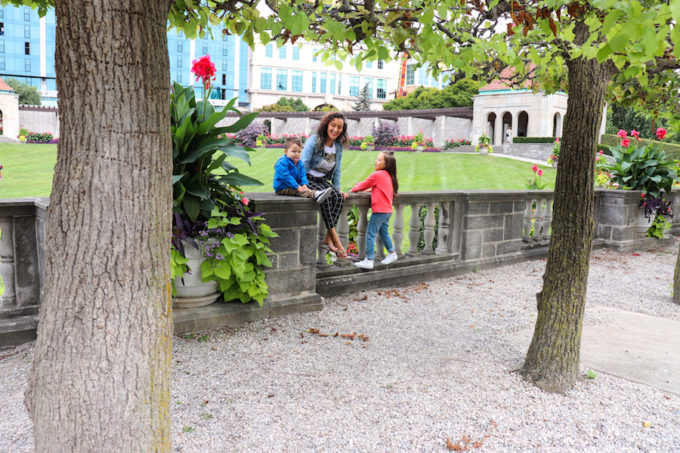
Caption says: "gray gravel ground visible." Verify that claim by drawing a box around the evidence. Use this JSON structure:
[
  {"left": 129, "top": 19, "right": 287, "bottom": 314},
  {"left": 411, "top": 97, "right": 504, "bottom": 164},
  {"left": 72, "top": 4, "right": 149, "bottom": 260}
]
[{"left": 2, "top": 244, "right": 680, "bottom": 452}]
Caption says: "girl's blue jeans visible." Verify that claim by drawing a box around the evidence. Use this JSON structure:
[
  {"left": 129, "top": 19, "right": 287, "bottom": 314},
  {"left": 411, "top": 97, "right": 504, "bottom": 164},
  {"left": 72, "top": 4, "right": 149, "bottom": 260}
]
[{"left": 365, "top": 212, "right": 394, "bottom": 260}]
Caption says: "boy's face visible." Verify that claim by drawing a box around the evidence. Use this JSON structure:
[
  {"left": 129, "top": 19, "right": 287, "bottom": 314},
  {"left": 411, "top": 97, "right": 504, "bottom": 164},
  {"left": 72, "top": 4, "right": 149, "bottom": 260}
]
[{"left": 285, "top": 144, "right": 302, "bottom": 163}]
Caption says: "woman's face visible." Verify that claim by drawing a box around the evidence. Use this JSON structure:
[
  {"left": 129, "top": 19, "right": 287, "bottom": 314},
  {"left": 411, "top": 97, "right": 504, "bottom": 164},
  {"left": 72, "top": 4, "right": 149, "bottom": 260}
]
[{"left": 326, "top": 118, "right": 344, "bottom": 142}]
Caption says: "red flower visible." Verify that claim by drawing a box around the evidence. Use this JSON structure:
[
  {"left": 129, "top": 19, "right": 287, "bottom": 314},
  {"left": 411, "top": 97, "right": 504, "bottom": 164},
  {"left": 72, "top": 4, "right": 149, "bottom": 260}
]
[
  {"left": 191, "top": 55, "right": 216, "bottom": 89},
  {"left": 656, "top": 127, "right": 667, "bottom": 140},
  {"left": 631, "top": 129, "right": 640, "bottom": 141},
  {"left": 241, "top": 198, "right": 250, "bottom": 206},
  {"left": 616, "top": 129, "right": 627, "bottom": 139},
  {"left": 537, "top": 169, "right": 543, "bottom": 177},
  {"left": 531, "top": 164, "right": 538, "bottom": 173},
  {"left": 621, "top": 138, "right": 631, "bottom": 147}
]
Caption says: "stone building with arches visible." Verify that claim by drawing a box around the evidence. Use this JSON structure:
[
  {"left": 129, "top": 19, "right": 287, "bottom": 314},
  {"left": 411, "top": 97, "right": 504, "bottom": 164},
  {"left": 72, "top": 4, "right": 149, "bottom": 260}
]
[
  {"left": 471, "top": 67, "right": 605, "bottom": 145},
  {"left": 0, "top": 78, "right": 20, "bottom": 141}
]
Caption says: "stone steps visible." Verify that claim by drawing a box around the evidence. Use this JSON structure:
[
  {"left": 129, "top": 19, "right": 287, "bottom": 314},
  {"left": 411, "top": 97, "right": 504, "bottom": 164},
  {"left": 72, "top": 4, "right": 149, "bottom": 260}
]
[{"left": 0, "top": 314, "right": 38, "bottom": 347}]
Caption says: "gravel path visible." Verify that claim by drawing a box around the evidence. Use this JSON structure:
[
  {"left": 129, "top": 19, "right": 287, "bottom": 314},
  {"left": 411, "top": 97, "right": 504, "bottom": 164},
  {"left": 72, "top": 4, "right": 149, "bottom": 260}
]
[{"left": 2, "top": 244, "right": 680, "bottom": 452}]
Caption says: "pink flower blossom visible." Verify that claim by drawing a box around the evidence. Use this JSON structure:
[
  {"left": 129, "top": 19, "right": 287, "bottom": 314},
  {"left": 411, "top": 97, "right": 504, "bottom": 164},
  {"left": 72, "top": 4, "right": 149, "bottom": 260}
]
[
  {"left": 537, "top": 169, "right": 543, "bottom": 176},
  {"left": 531, "top": 164, "right": 538, "bottom": 173},
  {"left": 241, "top": 198, "right": 250, "bottom": 206},
  {"left": 598, "top": 150, "right": 604, "bottom": 155},
  {"left": 631, "top": 129, "right": 640, "bottom": 141},
  {"left": 617, "top": 129, "right": 627, "bottom": 139},
  {"left": 191, "top": 55, "right": 216, "bottom": 89},
  {"left": 621, "top": 138, "right": 631, "bottom": 147},
  {"left": 656, "top": 127, "right": 667, "bottom": 140}
]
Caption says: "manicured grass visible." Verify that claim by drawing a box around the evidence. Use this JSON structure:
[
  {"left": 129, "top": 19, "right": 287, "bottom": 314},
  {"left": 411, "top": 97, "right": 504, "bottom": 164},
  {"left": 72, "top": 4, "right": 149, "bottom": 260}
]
[
  {"left": 233, "top": 148, "right": 556, "bottom": 192},
  {"left": 0, "top": 144, "right": 556, "bottom": 200},
  {"left": 0, "top": 143, "right": 57, "bottom": 198}
]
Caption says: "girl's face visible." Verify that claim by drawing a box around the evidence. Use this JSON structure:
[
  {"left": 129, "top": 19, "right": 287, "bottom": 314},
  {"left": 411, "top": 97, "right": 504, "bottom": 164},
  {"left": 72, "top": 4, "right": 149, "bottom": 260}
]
[
  {"left": 326, "top": 118, "right": 344, "bottom": 142},
  {"left": 374, "top": 153, "right": 386, "bottom": 171}
]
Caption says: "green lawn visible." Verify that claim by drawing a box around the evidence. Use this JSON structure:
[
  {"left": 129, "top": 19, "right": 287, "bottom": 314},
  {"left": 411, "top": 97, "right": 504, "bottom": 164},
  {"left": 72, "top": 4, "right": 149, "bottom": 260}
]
[{"left": 0, "top": 144, "right": 555, "bottom": 199}]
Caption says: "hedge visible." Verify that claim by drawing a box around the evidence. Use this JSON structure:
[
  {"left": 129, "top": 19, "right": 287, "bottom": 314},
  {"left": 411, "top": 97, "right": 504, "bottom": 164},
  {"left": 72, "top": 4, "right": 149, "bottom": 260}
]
[
  {"left": 600, "top": 134, "right": 680, "bottom": 160},
  {"left": 512, "top": 137, "right": 556, "bottom": 144}
]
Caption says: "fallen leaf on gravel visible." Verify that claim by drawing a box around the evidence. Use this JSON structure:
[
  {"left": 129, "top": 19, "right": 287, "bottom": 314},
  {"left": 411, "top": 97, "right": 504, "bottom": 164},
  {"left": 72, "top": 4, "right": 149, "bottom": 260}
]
[
  {"left": 446, "top": 438, "right": 462, "bottom": 450},
  {"left": 642, "top": 421, "right": 651, "bottom": 428},
  {"left": 632, "top": 253, "right": 640, "bottom": 256},
  {"left": 341, "top": 332, "right": 357, "bottom": 340}
]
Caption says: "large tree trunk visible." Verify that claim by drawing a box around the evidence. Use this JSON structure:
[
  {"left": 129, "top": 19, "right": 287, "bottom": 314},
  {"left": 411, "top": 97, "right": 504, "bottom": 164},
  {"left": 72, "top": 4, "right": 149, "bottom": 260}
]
[
  {"left": 521, "top": 54, "right": 613, "bottom": 393},
  {"left": 25, "top": 1, "right": 173, "bottom": 451},
  {"left": 674, "top": 244, "right": 680, "bottom": 304}
]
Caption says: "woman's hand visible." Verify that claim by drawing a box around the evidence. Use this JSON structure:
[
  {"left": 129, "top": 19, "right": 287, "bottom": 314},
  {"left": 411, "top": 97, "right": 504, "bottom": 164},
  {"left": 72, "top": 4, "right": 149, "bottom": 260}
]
[{"left": 341, "top": 191, "right": 349, "bottom": 199}]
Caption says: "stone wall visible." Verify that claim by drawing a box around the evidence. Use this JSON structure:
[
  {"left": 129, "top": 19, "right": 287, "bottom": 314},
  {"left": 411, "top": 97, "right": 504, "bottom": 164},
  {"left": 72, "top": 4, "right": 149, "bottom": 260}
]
[{"left": 19, "top": 106, "right": 60, "bottom": 137}]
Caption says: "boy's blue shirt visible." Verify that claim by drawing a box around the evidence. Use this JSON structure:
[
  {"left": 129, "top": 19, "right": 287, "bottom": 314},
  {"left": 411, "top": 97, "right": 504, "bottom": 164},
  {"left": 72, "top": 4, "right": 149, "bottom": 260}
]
[{"left": 273, "top": 155, "right": 309, "bottom": 192}]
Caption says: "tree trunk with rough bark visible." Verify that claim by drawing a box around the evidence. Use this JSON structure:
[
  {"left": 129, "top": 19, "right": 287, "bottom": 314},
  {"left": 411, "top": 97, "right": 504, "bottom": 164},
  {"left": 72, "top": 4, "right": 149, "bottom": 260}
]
[
  {"left": 25, "top": 1, "right": 173, "bottom": 451},
  {"left": 521, "top": 53, "right": 614, "bottom": 394},
  {"left": 674, "top": 245, "right": 680, "bottom": 304}
]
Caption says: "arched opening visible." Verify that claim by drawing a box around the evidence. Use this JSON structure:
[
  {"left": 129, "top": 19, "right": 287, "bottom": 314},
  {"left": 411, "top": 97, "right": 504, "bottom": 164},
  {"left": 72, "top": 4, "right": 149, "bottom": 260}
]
[
  {"left": 486, "top": 112, "right": 496, "bottom": 144},
  {"left": 518, "top": 111, "right": 529, "bottom": 137},
  {"left": 553, "top": 112, "right": 562, "bottom": 138},
  {"left": 263, "top": 119, "right": 272, "bottom": 135},
  {"left": 502, "top": 111, "right": 513, "bottom": 143}
]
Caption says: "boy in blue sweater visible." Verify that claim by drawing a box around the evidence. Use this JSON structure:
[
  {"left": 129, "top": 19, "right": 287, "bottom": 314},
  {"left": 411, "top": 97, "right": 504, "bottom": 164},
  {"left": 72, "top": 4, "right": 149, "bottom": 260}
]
[{"left": 274, "top": 137, "right": 330, "bottom": 203}]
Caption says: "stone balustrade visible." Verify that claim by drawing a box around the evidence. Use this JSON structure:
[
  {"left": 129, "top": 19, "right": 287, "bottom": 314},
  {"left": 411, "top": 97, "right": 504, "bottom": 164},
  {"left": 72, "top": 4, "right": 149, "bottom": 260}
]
[{"left": 1, "top": 189, "right": 677, "bottom": 346}]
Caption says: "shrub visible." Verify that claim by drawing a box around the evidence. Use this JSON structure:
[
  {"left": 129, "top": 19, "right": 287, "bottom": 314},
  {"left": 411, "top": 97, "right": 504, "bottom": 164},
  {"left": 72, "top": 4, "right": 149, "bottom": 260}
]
[
  {"left": 236, "top": 121, "right": 269, "bottom": 147},
  {"left": 512, "top": 137, "right": 556, "bottom": 143},
  {"left": 443, "top": 138, "right": 471, "bottom": 149},
  {"left": 372, "top": 121, "right": 400, "bottom": 147},
  {"left": 25, "top": 131, "right": 54, "bottom": 143}
]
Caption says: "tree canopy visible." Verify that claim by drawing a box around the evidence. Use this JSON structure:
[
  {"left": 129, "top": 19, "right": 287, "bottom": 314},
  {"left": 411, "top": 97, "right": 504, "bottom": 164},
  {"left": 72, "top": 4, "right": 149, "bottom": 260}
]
[
  {"left": 4, "top": 77, "right": 41, "bottom": 105},
  {"left": 258, "top": 97, "right": 309, "bottom": 112},
  {"left": 383, "top": 79, "right": 480, "bottom": 110}
]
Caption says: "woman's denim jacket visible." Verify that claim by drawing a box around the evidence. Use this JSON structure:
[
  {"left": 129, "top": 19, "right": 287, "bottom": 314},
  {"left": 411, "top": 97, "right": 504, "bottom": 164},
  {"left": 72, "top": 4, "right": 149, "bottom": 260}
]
[{"left": 301, "top": 134, "right": 343, "bottom": 189}]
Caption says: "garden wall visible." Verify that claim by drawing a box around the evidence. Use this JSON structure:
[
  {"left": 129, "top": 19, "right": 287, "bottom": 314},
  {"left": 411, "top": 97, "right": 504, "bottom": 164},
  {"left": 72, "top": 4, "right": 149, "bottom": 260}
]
[
  {"left": 1, "top": 189, "right": 678, "bottom": 345},
  {"left": 19, "top": 106, "right": 60, "bottom": 137}
]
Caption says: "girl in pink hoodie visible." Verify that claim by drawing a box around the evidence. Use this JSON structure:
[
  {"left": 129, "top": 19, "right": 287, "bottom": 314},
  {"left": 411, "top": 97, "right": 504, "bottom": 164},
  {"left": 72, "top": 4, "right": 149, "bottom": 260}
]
[{"left": 351, "top": 152, "right": 399, "bottom": 269}]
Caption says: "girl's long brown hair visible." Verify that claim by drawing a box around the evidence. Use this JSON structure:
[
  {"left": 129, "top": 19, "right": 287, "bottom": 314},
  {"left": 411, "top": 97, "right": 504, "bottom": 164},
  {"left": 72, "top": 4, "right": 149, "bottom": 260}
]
[
  {"left": 381, "top": 152, "right": 398, "bottom": 195},
  {"left": 315, "top": 112, "right": 348, "bottom": 152}
]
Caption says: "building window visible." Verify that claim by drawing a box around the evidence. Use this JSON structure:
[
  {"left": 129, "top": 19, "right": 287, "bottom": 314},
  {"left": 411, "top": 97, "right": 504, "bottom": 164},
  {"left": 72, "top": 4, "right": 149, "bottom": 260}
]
[
  {"left": 330, "top": 73, "right": 336, "bottom": 95},
  {"left": 362, "top": 78, "right": 373, "bottom": 98},
  {"left": 24, "top": 7, "right": 30, "bottom": 21},
  {"left": 291, "top": 70, "right": 302, "bottom": 92},
  {"left": 0, "top": 9, "right": 4, "bottom": 18},
  {"left": 337, "top": 76, "right": 342, "bottom": 95},
  {"left": 278, "top": 46, "right": 286, "bottom": 59},
  {"left": 378, "top": 59, "right": 384, "bottom": 69},
  {"left": 177, "top": 56, "right": 182, "bottom": 67},
  {"left": 377, "top": 79, "right": 386, "bottom": 99},
  {"left": 177, "top": 42, "right": 183, "bottom": 53},
  {"left": 349, "top": 76, "right": 360, "bottom": 96},
  {"left": 176, "top": 72, "right": 182, "bottom": 83},
  {"left": 25, "top": 42, "right": 30, "bottom": 55},
  {"left": 0, "top": 22, "right": 4, "bottom": 36},
  {"left": 311, "top": 72, "right": 317, "bottom": 93},
  {"left": 0, "top": 56, "right": 5, "bottom": 70},
  {"left": 406, "top": 65, "right": 415, "bottom": 85},
  {"left": 265, "top": 44, "right": 273, "bottom": 57},
  {"left": 292, "top": 47, "right": 300, "bottom": 60},
  {"left": 276, "top": 69, "right": 288, "bottom": 90},
  {"left": 25, "top": 58, "right": 31, "bottom": 72},
  {"left": 222, "top": 74, "right": 226, "bottom": 85},
  {"left": 201, "top": 45, "right": 208, "bottom": 55},
  {"left": 260, "top": 68, "right": 272, "bottom": 90},
  {"left": 312, "top": 52, "right": 317, "bottom": 63},
  {"left": 418, "top": 67, "right": 426, "bottom": 86},
  {"left": 320, "top": 72, "right": 327, "bottom": 94},
  {"left": 222, "top": 46, "right": 228, "bottom": 56},
  {"left": 366, "top": 61, "right": 372, "bottom": 69},
  {"left": 222, "top": 61, "right": 228, "bottom": 71},
  {"left": 0, "top": 40, "right": 4, "bottom": 53},
  {"left": 24, "top": 25, "right": 30, "bottom": 38}
]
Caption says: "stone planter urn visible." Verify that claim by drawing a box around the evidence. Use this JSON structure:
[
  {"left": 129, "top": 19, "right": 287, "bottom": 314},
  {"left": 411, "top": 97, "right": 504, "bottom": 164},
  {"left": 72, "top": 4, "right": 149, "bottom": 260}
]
[
  {"left": 173, "top": 239, "right": 220, "bottom": 309},
  {"left": 478, "top": 145, "right": 489, "bottom": 155}
]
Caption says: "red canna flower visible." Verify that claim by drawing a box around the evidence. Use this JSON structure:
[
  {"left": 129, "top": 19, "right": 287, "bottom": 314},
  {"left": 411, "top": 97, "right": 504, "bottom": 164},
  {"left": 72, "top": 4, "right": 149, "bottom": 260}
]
[
  {"left": 621, "top": 138, "right": 631, "bottom": 147},
  {"left": 631, "top": 129, "right": 640, "bottom": 141},
  {"left": 617, "top": 129, "right": 627, "bottom": 139},
  {"left": 656, "top": 127, "right": 667, "bottom": 140},
  {"left": 241, "top": 198, "right": 250, "bottom": 206},
  {"left": 191, "top": 55, "right": 216, "bottom": 89},
  {"left": 537, "top": 169, "right": 543, "bottom": 177},
  {"left": 531, "top": 164, "right": 538, "bottom": 173}
]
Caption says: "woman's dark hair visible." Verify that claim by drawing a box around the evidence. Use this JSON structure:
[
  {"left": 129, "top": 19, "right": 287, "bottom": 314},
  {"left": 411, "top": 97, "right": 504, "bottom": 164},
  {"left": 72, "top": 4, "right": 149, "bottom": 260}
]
[
  {"left": 381, "top": 152, "right": 398, "bottom": 195},
  {"left": 315, "top": 111, "right": 348, "bottom": 152}
]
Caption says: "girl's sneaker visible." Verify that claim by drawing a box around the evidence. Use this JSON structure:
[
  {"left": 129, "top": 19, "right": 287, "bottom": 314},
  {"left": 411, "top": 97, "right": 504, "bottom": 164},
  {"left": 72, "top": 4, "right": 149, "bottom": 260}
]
[
  {"left": 381, "top": 252, "right": 398, "bottom": 265},
  {"left": 354, "top": 258, "right": 374, "bottom": 269}
]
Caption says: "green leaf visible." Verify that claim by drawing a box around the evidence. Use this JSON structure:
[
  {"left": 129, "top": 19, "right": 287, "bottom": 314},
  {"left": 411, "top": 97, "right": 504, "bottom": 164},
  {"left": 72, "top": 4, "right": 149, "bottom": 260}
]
[
  {"left": 183, "top": 196, "right": 201, "bottom": 221},
  {"left": 172, "top": 175, "right": 184, "bottom": 185},
  {"left": 219, "top": 172, "right": 263, "bottom": 187},
  {"left": 198, "top": 109, "right": 227, "bottom": 135},
  {"left": 218, "top": 145, "right": 251, "bottom": 164},
  {"left": 221, "top": 112, "right": 259, "bottom": 134},
  {"left": 177, "top": 137, "right": 224, "bottom": 164}
]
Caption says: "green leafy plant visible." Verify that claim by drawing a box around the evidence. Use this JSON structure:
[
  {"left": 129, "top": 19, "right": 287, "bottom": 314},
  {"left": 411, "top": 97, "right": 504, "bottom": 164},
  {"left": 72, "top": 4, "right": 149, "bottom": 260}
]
[
  {"left": 647, "top": 214, "right": 672, "bottom": 239},
  {"left": 526, "top": 164, "right": 547, "bottom": 190}
]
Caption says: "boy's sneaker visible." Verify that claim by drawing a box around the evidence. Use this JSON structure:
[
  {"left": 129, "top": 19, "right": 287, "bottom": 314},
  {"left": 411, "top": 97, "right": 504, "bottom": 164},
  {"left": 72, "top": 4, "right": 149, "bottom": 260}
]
[
  {"left": 354, "top": 258, "right": 374, "bottom": 269},
  {"left": 314, "top": 188, "right": 331, "bottom": 203},
  {"left": 381, "top": 252, "right": 398, "bottom": 265}
]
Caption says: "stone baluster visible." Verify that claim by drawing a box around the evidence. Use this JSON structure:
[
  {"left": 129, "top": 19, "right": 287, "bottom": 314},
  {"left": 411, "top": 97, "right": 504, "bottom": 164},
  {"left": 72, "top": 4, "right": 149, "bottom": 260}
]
[
  {"left": 435, "top": 201, "right": 452, "bottom": 255},
  {"left": 337, "top": 205, "right": 350, "bottom": 251},
  {"left": 356, "top": 205, "right": 369, "bottom": 260},
  {"left": 316, "top": 217, "right": 329, "bottom": 267},
  {"left": 375, "top": 236, "right": 385, "bottom": 261},
  {"left": 0, "top": 218, "right": 16, "bottom": 307},
  {"left": 522, "top": 199, "right": 533, "bottom": 241},
  {"left": 422, "top": 203, "right": 436, "bottom": 254},
  {"left": 543, "top": 198, "right": 554, "bottom": 240},
  {"left": 392, "top": 203, "right": 405, "bottom": 256},
  {"left": 534, "top": 198, "right": 546, "bottom": 241},
  {"left": 407, "top": 203, "right": 421, "bottom": 257}
]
